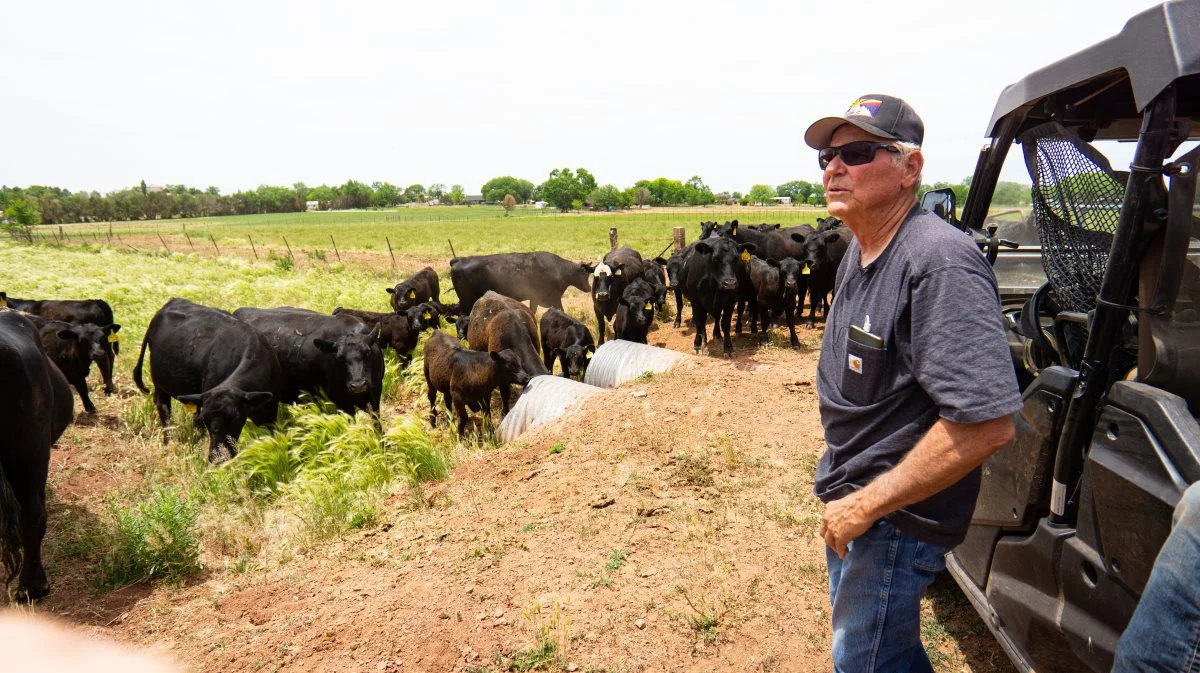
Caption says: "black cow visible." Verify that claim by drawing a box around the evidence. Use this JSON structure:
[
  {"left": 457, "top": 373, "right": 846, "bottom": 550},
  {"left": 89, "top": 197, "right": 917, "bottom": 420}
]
[
  {"left": 539, "top": 308, "right": 595, "bottom": 379},
  {"left": 423, "top": 330, "right": 530, "bottom": 434},
  {"left": 747, "top": 223, "right": 782, "bottom": 232},
  {"left": 233, "top": 308, "right": 384, "bottom": 416},
  {"left": 591, "top": 246, "right": 646, "bottom": 345},
  {"left": 614, "top": 278, "right": 658, "bottom": 344},
  {"left": 24, "top": 315, "right": 113, "bottom": 413},
  {"left": 466, "top": 291, "right": 548, "bottom": 412},
  {"left": 643, "top": 257, "right": 669, "bottom": 313},
  {"left": 0, "top": 309, "right": 73, "bottom": 602},
  {"left": 134, "top": 299, "right": 279, "bottom": 462},
  {"left": 747, "top": 256, "right": 805, "bottom": 348},
  {"left": 795, "top": 228, "right": 851, "bottom": 328},
  {"left": 2, "top": 296, "right": 120, "bottom": 356},
  {"left": 663, "top": 246, "right": 694, "bottom": 328},
  {"left": 449, "top": 252, "right": 594, "bottom": 316},
  {"left": 682, "top": 237, "right": 755, "bottom": 356},
  {"left": 716, "top": 220, "right": 812, "bottom": 262},
  {"left": 333, "top": 303, "right": 437, "bottom": 367},
  {"left": 387, "top": 267, "right": 440, "bottom": 313},
  {"left": 816, "top": 215, "right": 844, "bottom": 232}
]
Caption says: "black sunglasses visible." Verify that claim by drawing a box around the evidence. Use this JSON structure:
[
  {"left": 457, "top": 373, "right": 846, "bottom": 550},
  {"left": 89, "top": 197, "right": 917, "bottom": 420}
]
[{"left": 818, "top": 141, "right": 900, "bottom": 169}]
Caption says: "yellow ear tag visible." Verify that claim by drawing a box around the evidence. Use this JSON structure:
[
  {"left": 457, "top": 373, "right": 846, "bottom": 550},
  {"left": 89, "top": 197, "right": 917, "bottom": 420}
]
[
  {"left": 0, "top": 299, "right": 6, "bottom": 308},
  {"left": 423, "top": 312, "right": 432, "bottom": 321},
  {"left": 615, "top": 268, "right": 622, "bottom": 277},
  {"left": 740, "top": 250, "right": 750, "bottom": 263},
  {"left": 585, "top": 350, "right": 593, "bottom": 359},
  {"left": 644, "top": 301, "right": 653, "bottom": 311},
  {"left": 107, "top": 332, "right": 120, "bottom": 343},
  {"left": 732, "top": 224, "right": 738, "bottom": 235},
  {"left": 407, "top": 290, "right": 416, "bottom": 299},
  {"left": 184, "top": 403, "right": 198, "bottom": 413},
  {"left": 801, "top": 265, "right": 811, "bottom": 275}
]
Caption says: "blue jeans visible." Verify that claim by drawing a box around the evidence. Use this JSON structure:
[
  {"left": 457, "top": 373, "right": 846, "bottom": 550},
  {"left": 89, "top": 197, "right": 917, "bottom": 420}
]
[
  {"left": 1112, "top": 480, "right": 1200, "bottom": 672},
  {"left": 826, "top": 519, "right": 949, "bottom": 673}
]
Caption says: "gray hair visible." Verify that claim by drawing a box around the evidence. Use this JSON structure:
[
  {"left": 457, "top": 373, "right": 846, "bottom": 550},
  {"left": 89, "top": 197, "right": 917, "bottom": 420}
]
[{"left": 891, "top": 141, "right": 923, "bottom": 193}]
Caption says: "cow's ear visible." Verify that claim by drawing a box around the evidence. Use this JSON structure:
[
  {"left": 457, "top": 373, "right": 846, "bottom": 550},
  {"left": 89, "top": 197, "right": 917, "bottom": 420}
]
[
  {"left": 767, "top": 259, "right": 781, "bottom": 268},
  {"left": 586, "top": 344, "right": 595, "bottom": 354},
  {"left": 489, "top": 351, "right": 503, "bottom": 362},
  {"left": 56, "top": 328, "right": 79, "bottom": 341},
  {"left": 739, "top": 243, "right": 757, "bottom": 256},
  {"left": 554, "top": 347, "right": 566, "bottom": 357},
  {"left": 385, "top": 287, "right": 396, "bottom": 294},
  {"left": 244, "top": 391, "right": 274, "bottom": 408},
  {"left": 581, "top": 262, "right": 596, "bottom": 273},
  {"left": 107, "top": 323, "right": 122, "bottom": 333},
  {"left": 730, "top": 220, "right": 738, "bottom": 226},
  {"left": 791, "top": 232, "right": 806, "bottom": 243},
  {"left": 695, "top": 242, "right": 712, "bottom": 255},
  {"left": 654, "top": 256, "right": 668, "bottom": 265},
  {"left": 313, "top": 338, "right": 339, "bottom": 353},
  {"left": 772, "top": 224, "right": 781, "bottom": 229}
]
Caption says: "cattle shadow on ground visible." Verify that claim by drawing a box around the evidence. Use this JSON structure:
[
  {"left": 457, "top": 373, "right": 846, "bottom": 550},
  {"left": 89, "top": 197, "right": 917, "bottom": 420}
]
[{"left": 925, "top": 572, "right": 1011, "bottom": 672}]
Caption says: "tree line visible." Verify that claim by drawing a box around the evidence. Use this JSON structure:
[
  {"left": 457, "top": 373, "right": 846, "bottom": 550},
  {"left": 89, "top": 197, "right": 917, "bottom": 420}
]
[{"left": 1, "top": 170, "right": 1031, "bottom": 227}]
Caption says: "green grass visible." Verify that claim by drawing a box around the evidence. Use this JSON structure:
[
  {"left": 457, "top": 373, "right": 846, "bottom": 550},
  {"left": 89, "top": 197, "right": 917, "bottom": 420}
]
[
  {"left": 46, "top": 204, "right": 831, "bottom": 262},
  {"left": 97, "top": 486, "right": 201, "bottom": 589}
]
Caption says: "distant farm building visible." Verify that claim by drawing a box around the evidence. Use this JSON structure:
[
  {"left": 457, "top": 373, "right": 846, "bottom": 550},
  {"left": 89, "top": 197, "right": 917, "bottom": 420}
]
[
  {"left": 465, "top": 194, "right": 485, "bottom": 205},
  {"left": 772, "top": 196, "right": 792, "bottom": 205},
  {"left": 305, "top": 200, "right": 320, "bottom": 212}
]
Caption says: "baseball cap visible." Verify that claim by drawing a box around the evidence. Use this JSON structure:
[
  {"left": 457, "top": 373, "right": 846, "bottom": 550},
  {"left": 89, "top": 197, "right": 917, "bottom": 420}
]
[{"left": 804, "top": 94, "right": 924, "bottom": 149}]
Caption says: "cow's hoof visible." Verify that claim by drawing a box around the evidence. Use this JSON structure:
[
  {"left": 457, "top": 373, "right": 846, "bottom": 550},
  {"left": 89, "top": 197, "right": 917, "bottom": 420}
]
[
  {"left": 790, "top": 340, "right": 801, "bottom": 350},
  {"left": 13, "top": 583, "right": 51, "bottom": 604},
  {"left": 104, "top": 388, "right": 115, "bottom": 396},
  {"left": 84, "top": 406, "right": 97, "bottom": 415}
]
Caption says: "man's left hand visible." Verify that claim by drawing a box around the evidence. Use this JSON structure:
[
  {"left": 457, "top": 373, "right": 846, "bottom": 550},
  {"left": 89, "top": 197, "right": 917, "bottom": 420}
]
[{"left": 819, "top": 491, "right": 877, "bottom": 558}]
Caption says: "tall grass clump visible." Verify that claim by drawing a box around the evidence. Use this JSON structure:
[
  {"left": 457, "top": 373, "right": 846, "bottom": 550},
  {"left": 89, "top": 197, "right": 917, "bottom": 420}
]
[
  {"left": 217, "top": 396, "right": 456, "bottom": 544},
  {"left": 97, "top": 486, "right": 201, "bottom": 589}
]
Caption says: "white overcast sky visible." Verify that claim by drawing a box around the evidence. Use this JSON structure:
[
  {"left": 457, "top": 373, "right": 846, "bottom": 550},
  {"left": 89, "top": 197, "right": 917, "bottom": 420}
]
[{"left": 0, "top": 0, "right": 1159, "bottom": 196}]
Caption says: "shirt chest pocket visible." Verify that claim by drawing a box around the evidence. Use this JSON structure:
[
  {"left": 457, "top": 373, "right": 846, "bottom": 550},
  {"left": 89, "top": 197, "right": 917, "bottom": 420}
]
[{"left": 840, "top": 334, "right": 890, "bottom": 405}]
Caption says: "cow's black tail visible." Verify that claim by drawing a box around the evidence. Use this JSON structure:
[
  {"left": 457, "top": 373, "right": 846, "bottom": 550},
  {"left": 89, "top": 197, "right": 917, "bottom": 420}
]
[
  {"left": 0, "top": 461, "right": 22, "bottom": 593},
  {"left": 133, "top": 329, "right": 152, "bottom": 393},
  {"left": 448, "top": 239, "right": 457, "bottom": 261}
]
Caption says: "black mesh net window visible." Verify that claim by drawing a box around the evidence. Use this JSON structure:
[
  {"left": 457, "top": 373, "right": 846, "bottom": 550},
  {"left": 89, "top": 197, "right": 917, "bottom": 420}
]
[{"left": 1021, "top": 122, "right": 1125, "bottom": 313}]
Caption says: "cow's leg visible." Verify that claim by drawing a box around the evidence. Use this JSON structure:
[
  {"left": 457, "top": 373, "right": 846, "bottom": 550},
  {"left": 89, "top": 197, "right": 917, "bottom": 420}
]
[
  {"left": 806, "top": 290, "right": 820, "bottom": 329},
  {"left": 454, "top": 400, "right": 470, "bottom": 435},
  {"left": 426, "top": 384, "right": 438, "bottom": 427},
  {"left": 154, "top": 390, "right": 172, "bottom": 445},
  {"left": 595, "top": 308, "right": 607, "bottom": 346},
  {"left": 543, "top": 348, "right": 555, "bottom": 376},
  {"left": 759, "top": 302, "right": 771, "bottom": 345},
  {"left": 734, "top": 300, "right": 744, "bottom": 335},
  {"left": 74, "top": 378, "right": 97, "bottom": 414},
  {"left": 721, "top": 304, "right": 735, "bottom": 357},
  {"left": 785, "top": 303, "right": 800, "bottom": 349},
  {"left": 749, "top": 298, "right": 759, "bottom": 335},
  {"left": 12, "top": 462, "right": 50, "bottom": 602},
  {"left": 673, "top": 290, "right": 684, "bottom": 328},
  {"left": 499, "top": 383, "right": 512, "bottom": 414},
  {"left": 692, "top": 308, "right": 707, "bottom": 353}
]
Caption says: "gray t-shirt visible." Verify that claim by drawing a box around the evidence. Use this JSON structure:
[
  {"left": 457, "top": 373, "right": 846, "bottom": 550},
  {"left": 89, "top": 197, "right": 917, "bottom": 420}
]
[{"left": 814, "top": 205, "right": 1023, "bottom": 547}]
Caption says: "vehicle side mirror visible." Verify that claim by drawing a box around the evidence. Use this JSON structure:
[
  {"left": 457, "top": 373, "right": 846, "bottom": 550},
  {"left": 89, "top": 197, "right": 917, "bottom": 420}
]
[{"left": 921, "top": 188, "right": 958, "bottom": 227}]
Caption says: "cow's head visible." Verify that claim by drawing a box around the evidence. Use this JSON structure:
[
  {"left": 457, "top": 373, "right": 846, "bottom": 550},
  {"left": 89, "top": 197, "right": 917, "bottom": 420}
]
[
  {"left": 663, "top": 253, "right": 685, "bottom": 290},
  {"left": 386, "top": 281, "right": 420, "bottom": 312},
  {"left": 314, "top": 325, "right": 382, "bottom": 396},
  {"left": 176, "top": 387, "right": 275, "bottom": 463},
  {"left": 372, "top": 313, "right": 410, "bottom": 350},
  {"left": 573, "top": 262, "right": 597, "bottom": 293},
  {"left": 557, "top": 343, "right": 594, "bottom": 379},
  {"left": 802, "top": 230, "right": 845, "bottom": 275},
  {"left": 491, "top": 349, "right": 532, "bottom": 387},
  {"left": 698, "top": 221, "right": 718, "bottom": 240},
  {"left": 778, "top": 257, "right": 804, "bottom": 293},
  {"left": 70, "top": 322, "right": 118, "bottom": 392},
  {"left": 695, "top": 238, "right": 753, "bottom": 292},
  {"left": 405, "top": 303, "right": 439, "bottom": 332},
  {"left": 455, "top": 316, "right": 471, "bottom": 341},
  {"left": 591, "top": 262, "right": 625, "bottom": 302},
  {"left": 619, "top": 278, "right": 657, "bottom": 327}
]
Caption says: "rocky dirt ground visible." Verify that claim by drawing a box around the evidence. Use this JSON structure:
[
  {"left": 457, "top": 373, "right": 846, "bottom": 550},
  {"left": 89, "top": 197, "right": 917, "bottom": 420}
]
[{"left": 28, "top": 282, "right": 1010, "bottom": 673}]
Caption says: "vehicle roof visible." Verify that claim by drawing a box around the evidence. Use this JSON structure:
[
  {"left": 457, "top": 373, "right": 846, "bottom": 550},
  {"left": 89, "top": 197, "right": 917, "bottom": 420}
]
[{"left": 986, "top": 0, "right": 1200, "bottom": 140}]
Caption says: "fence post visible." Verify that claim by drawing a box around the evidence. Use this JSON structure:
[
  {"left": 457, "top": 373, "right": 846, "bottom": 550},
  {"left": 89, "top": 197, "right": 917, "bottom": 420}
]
[
  {"left": 609, "top": 227, "right": 618, "bottom": 250},
  {"left": 673, "top": 226, "right": 686, "bottom": 253},
  {"left": 210, "top": 233, "right": 220, "bottom": 256},
  {"left": 247, "top": 235, "right": 259, "bottom": 260},
  {"left": 282, "top": 236, "right": 295, "bottom": 269},
  {"left": 385, "top": 237, "right": 397, "bottom": 271},
  {"left": 183, "top": 224, "right": 195, "bottom": 251},
  {"left": 330, "top": 235, "right": 341, "bottom": 262},
  {"left": 58, "top": 226, "right": 64, "bottom": 243},
  {"left": 157, "top": 233, "right": 170, "bottom": 253}
]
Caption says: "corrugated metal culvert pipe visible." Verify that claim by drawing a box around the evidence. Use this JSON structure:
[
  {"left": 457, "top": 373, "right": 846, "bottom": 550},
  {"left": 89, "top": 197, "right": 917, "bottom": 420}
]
[{"left": 496, "top": 340, "right": 688, "bottom": 443}]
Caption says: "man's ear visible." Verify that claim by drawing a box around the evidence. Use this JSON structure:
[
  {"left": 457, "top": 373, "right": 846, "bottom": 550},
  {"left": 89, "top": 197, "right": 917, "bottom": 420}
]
[{"left": 901, "top": 150, "right": 924, "bottom": 190}]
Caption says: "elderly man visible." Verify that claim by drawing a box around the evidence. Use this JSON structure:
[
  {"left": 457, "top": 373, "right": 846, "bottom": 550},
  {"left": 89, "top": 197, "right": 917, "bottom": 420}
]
[{"left": 805, "top": 95, "right": 1022, "bottom": 672}]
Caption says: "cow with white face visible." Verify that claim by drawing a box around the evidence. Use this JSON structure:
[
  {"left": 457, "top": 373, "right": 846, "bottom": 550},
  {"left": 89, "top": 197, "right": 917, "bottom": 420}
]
[{"left": 590, "top": 246, "right": 647, "bottom": 345}]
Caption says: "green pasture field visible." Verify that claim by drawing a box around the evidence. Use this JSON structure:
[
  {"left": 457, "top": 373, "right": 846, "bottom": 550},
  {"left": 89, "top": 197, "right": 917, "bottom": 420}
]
[{"left": 52, "top": 205, "right": 832, "bottom": 262}]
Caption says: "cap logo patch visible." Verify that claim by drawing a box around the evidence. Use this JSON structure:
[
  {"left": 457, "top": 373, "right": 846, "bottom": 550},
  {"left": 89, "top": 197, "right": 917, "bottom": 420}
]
[{"left": 845, "top": 98, "right": 882, "bottom": 118}]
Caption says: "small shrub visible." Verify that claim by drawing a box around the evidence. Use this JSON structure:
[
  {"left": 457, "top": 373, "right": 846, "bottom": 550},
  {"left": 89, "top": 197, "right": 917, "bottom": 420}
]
[
  {"left": 98, "top": 486, "right": 201, "bottom": 589},
  {"left": 548, "top": 443, "right": 565, "bottom": 455},
  {"left": 605, "top": 549, "right": 628, "bottom": 571},
  {"left": 309, "top": 248, "right": 327, "bottom": 262}
]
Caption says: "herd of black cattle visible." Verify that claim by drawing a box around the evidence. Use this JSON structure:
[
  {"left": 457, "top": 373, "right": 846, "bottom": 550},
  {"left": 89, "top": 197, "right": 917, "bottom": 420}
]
[{"left": 0, "top": 216, "right": 846, "bottom": 603}]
